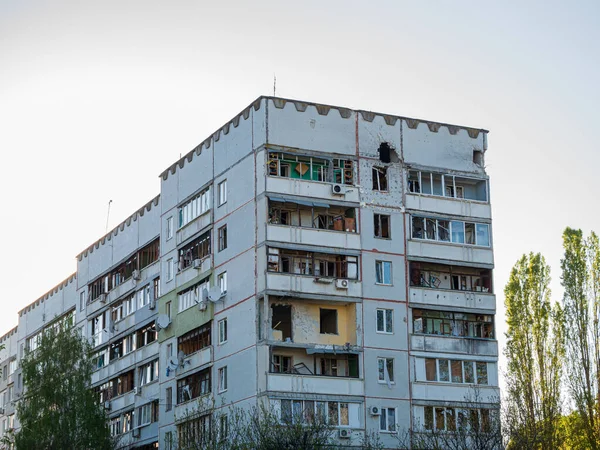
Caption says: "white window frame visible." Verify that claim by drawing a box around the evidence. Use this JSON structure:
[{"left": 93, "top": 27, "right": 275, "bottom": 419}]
[
  {"left": 166, "top": 258, "right": 174, "bottom": 281},
  {"left": 379, "top": 407, "right": 396, "bottom": 432},
  {"left": 376, "top": 308, "right": 393, "bottom": 334},
  {"left": 137, "top": 402, "right": 153, "bottom": 427},
  {"left": 218, "top": 318, "right": 227, "bottom": 345},
  {"left": 375, "top": 260, "right": 392, "bottom": 285},
  {"left": 166, "top": 216, "right": 174, "bottom": 240},
  {"left": 377, "top": 357, "right": 395, "bottom": 384},
  {"left": 79, "top": 291, "right": 85, "bottom": 311},
  {"left": 218, "top": 366, "right": 228, "bottom": 393},
  {"left": 218, "top": 272, "right": 227, "bottom": 294},
  {"left": 218, "top": 180, "right": 227, "bottom": 206}
]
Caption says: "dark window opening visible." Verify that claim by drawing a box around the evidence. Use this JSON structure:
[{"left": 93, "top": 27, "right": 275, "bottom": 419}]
[
  {"left": 272, "top": 305, "right": 292, "bottom": 341},
  {"left": 178, "top": 231, "right": 210, "bottom": 271},
  {"left": 378, "top": 142, "right": 392, "bottom": 163},
  {"left": 320, "top": 309, "right": 338, "bottom": 334},
  {"left": 473, "top": 150, "right": 483, "bottom": 166},
  {"left": 177, "top": 368, "right": 211, "bottom": 404},
  {"left": 372, "top": 167, "right": 388, "bottom": 191},
  {"left": 374, "top": 214, "right": 390, "bottom": 238}
]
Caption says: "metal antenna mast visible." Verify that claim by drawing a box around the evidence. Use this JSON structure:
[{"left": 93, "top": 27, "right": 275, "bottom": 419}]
[
  {"left": 105, "top": 200, "right": 113, "bottom": 233},
  {"left": 273, "top": 74, "right": 276, "bottom": 96}
]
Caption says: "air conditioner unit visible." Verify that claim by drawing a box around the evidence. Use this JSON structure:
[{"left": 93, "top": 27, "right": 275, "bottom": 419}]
[
  {"left": 134, "top": 386, "right": 142, "bottom": 396},
  {"left": 198, "top": 301, "right": 207, "bottom": 311},
  {"left": 104, "top": 401, "right": 111, "bottom": 410},
  {"left": 331, "top": 184, "right": 345, "bottom": 195},
  {"left": 338, "top": 429, "right": 351, "bottom": 439},
  {"left": 132, "top": 427, "right": 140, "bottom": 438},
  {"left": 99, "top": 293, "right": 107, "bottom": 303},
  {"left": 369, "top": 406, "right": 381, "bottom": 416},
  {"left": 335, "top": 279, "right": 349, "bottom": 289},
  {"left": 192, "top": 259, "right": 203, "bottom": 269},
  {"left": 132, "top": 270, "right": 141, "bottom": 281},
  {"left": 149, "top": 299, "right": 156, "bottom": 310}
]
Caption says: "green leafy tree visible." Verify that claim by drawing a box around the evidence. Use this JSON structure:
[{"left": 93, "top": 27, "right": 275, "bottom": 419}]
[
  {"left": 13, "top": 323, "right": 114, "bottom": 450},
  {"left": 503, "top": 253, "right": 565, "bottom": 448},
  {"left": 561, "top": 228, "right": 600, "bottom": 448}
]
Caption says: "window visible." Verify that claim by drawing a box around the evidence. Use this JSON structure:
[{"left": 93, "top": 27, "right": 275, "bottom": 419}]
[
  {"left": 167, "top": 216, "right": 174, "bottom": 240},
  {"left": 79, "top": 291, "right": 85, "bottom": 311},
  {"left": 166, "top": 258, "right": 174, "bottom": 281},
  {"left": 476, "top": 362, "right": 488, "bottom": 385},
  {"left": 137, "top": 401, "right": 158, "bottom": 427},
  {"left": 372, "top": 167, "right": 388, "bottom": 191},
  {"left": 178, "top": 323, "right": 211, "bottom": 355},
  {"left": 424, "top": 358, "right": 489, "bottom": 385},
  {"left": 178, "top": 414, "right": 211, "bottom": 448},
  {"left": 166, "top": 301, "right": 171, "bottom": 319},
  {"left": 218, "top": 272, "right": 227, "bottom": 294},
  {"left": 412, "top": 216, "right": 490, "bottom": 247},
  {"left": 179, "top": 187, "right": 211, "bottom": 228},
  {"left": 218, "top": 180, "right": 227, "bottom": 206},
  {"left": 374, "top": 214, "right": 390, "bottom": 238},
  {"left": 267, "top": 248, "right": 359, "bottom": 279},
  {"left": 165, "top": 431, "right": 174, "bottom": 450},
  {"left": 218, "top": 319, "right": 227, "bottom": 344},
  {"left": 423, "top": 406, "right": 493, "bottom": 432},
  {"left": 408, "top": 170, "right": 488, "bottom": 201},
  {"left": 139, "top": 359, "right": 159, "bottom": 386},
  {"left": 136, "top": 323, "right": 157, "bottom": 348},
  {"left": 267, "top": 152, "right": 354, "bottom": 185},
  {"left": 166, "top": 343, "right": 173, "bottom": 359},
  {"left": 412, "top": 309, "right": 494, "bottom": 339},
  {"left": 137, "top": 285, "right": 151, "bottom": 309},
  {"left": 218, "top": 366, "right": 228, "bottom": 392},
  {"left": 376, "top": 309, "right": 393, "bottom": 333},
  {"left": 178, "top": 279, "right": 209, "bottom": 313},
  {"left": 178, "top": 231, "right": 211, "bottom": 271},
  {"left": 279, "top": 399, "right": 354, "bottom": 427},
  {"left": 380, "top": 407, "right": 396, "bottom": 432},
  {"left": 320, "top": 309, "right": 337, "bottom": 334},
  {"left": 218, "top": 225, "right": 227, "bottom": 251},
  {"left": 375, "top": 261, "right": 392, "bottom": 285},
  {"left": 112, "top": 293, "right": 136, "bottom": 323},
  {"left": 377, "top": 358, "right": 394, "bottom": 383},
  {"left": 177, "top": 369, "right": 211, "bottom": 403},
  {"left": 268, "top": 198, "right": 357, "bottom": 232},
  {"left": 272, "top": 355, "right": 292, "bottom": 373},
  {"left": 409, "top": 261, "right": 492, "bottom": 293},
  {"left": 220, "top": 415, "right": 228, "bottom": 441},
  {"left": 166, "top": 387, "right": 173, "bottom": 411}
]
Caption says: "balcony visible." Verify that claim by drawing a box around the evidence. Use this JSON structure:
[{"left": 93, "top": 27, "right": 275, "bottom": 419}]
[
  {"left": 267, "top": 225, "right": 360, "bottom": 250},
  {"left": 410, "top": 334, "right": 498, "bottom": 357},
  {"left": 109, "top": 390, "right": 135, "bottom": 413},
  {"left": 267, "top": 273, "right": 361, "bottom": 298},
  {"left": 406, "top": 194, "right": 491, "bottom": 220},
  {"left": 409, "top": 287, "right": 495, "bottom": 311},
  {"left": 412, "top": 382, "right": 499, "bottom": 403},
  {"left": 176, "top": 257, "right": 212, "bottom": 287},
  {"left": 176, "top": 210, "right": 211, "bottom": 246},
  {"left": 408, "top": 240, "right": 493, "bottom": 266},
  {"left": 266, "top": 177, "right": 359, "bottom": 203},
  {"left": 176, "top": 346, "right": 212, "bottom": 378},
  {"left": 267, "top": 373, "right": 364, "bottom": 396}
]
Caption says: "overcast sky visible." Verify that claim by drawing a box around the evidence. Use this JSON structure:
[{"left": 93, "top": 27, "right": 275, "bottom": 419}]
[{"left": 1, "top": 0, "right": 599, "bottom": 377}]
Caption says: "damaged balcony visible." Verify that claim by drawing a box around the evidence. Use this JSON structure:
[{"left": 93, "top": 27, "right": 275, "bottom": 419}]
[
  {"left": 411, "top": 309, "right": 497, "bottom": 357},
  {"left": 409, "top": 261, "right": 495, "bottom": 311},
  {"left": 267, "top": 247, "right": 360, "bottom": 297},
  {"left": 408, "top": 216, "right": 493, "bottom": 265},
  {"left": 267, "top": 197, "right": 360, "bottom": 249},
  {"left": 407, "top": 169, "right": 491, "bottom": 219},
  {"left": 266, "top": 151, "right": 360, "bottom": 203},
  {"left": 176, "top": 231, "right": 212, "bottom": 285}
]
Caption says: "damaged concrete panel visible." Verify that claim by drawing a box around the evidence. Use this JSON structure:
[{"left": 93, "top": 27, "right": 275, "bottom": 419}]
[
  {"left": 403, "top": 124, "right": 486, "bottom": 173},
  {"left": 358, "top": 114, "right": 401, "bottom": 159},
  {"left": 267, "top": 100, "right": 356, "bottom": 156},
  {"left": 357, "top": 160, "right": 403, "bottom": 208}
]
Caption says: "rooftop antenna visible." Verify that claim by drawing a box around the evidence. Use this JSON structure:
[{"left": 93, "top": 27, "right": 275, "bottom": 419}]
[
  {"left": 105, "top": 200, "right": 113, "bottom": 233},
  {"left": 273, "top": 73, "right": 276, "bottom": 97}
]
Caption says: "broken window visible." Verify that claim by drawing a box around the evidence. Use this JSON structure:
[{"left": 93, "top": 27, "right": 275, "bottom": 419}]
[
  {"left": 218, "top": 225, "right": 227, "bottom": 252},
  {"left": 377, "top": 357, "right": 394, "bottom": 382},
  {"left": 271, "top": 305, "right": 292, "bottom": 341},
  {"left": 408, "top": 169, "right": 488, "bottom": 201},
  {"left": 178, "top": 231, "right": 210, "bottom": 271},
  {"left": 320, "top": 308, "right": 338, "bottom": 334},
  {"left": 267, "top": 152, "right": 354, "bottom": 185},
  {"left": 178, "top": 323, "right": 211, "bottom": 355},
  {"left": 473, "top": 150, "right": 483, "bottom": 166},
  {"left": 179, "top": 187, "right": 211, "bottom": 228},
  {"left": 268, "top": 199, "right": 356, "bottom": 232},
  {"left": 408, "top": 170, "right": 421, "bottom": 193},
  {"left": 177, "top": 368, "right": 211, "bottom": 404},
  {"left": 136, "top": 322, "right": 157, "bottom": 348},
  {"left": 272, "top": 355, "right": 292, "bottom": 373},
  {"left": 411, "top": 216, "right": 490, "bottom": 247},
  {"left": 267, "top": 248, "right": 359, "bottom": 279},
  {"left": 412, "top": 309, "right": 494, "bottom": 339},
  {"left": 372, "top": 167, "right": 388, "bottom": 191},
  {"left": 374, "top": 214, "right": 390, "bottom": 238},
  {"left": 378, "top": 142, "right": 392, "bottom": 163}
]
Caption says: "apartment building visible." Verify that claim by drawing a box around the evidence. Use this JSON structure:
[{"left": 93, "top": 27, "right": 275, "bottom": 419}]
[{"left": 0, "top": 96, "right": 497, "bottom": 449}]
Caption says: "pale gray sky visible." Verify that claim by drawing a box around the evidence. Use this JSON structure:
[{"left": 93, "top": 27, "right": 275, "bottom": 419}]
[{"left": 1, "top": 1, "right": 599, "bottom": 378}]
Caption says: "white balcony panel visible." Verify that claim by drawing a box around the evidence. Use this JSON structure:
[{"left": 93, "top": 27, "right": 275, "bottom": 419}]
[
  {"left": 407, "top": 241, "right": 493, "bottom": 266},
  {"left": 109, "top": 390, "right": 135, "bottom": 413},
  {"left": 412, "top": 383, "right": 499, "bottom": 403},
  {"left": 267, "top": 373, "right": 364, "bottom": 396},
  {"left": 267, "top": 177, "right": 360, "bottom": 203},
  {"left": 176, "top": 258, "right": 212, "bottom": 287},
  {"left": 178, "top": 346, "right": 213, "bottom": 378},
  {"left": 267, "top": 225, "right": 361, "bottom": 250},
  {"left": 410, "top": 335, "right": 498, "bottom": 357},
  {"left": 107, "top": 278, "right": 136, "bottom": 304},
  {"left": 267, "top": 273, "right": 361, "bottom": 298},
  {"left": 138, "top": 341, "right": 159, "bottom": 363},
  {"left": 136, "top": 380, "right": 160, "bottom": 402},
  {"left": 176, "top": 211, "right": 212, "bottom": 246},
  {"left": 409, "top": 288, "right": 495, "bottom": 312},
  {"left": 406, "top": 195, "right": 491, "bottom": 220}
]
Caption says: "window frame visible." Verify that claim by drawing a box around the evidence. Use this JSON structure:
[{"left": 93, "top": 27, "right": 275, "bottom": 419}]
[
  {"left": 218, "top": 318, "right": 228, "bottom": 345},
  {"left": 218, "top": 225, "right": 228, "bottom": 252},
  {"left": 374, "top": 213, "right": 391, "bottom": 239},
  {"left": 218, "top": 366, "right": 228, "bottom": 393},
  {"left": 167, "top": 216, "right": 174, "bottom": 240},
  {"left": 218, "top": 180, "right": 227, "bottom": 206},
  {"left": 375, "top": 260, "right": 393, "bottom": 285},
  {"left": 379, "top": 407, "right": 396, "bottom": 432},
  {"left": 376, "top": 308, "right": 393, "bottom": 334},
  {"left": 166, "top": 258, "right": 174, "bottom": 281},
  {"left": 377, "top": 357, "right": 395, "bottom": 384},
  {"left": 372, "top": 167, "right": 388, "bottom": 191}
]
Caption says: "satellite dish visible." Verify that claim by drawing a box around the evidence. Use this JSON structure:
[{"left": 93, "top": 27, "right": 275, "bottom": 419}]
[
  {"left": 156, "top": 314, "right": 171, "bottom": 330},
  {"left": 208, "top": 286, "right": 223, "bottom": 303},
  {"left": 202, "top": 288, "right": 209, "bottom": 303}
]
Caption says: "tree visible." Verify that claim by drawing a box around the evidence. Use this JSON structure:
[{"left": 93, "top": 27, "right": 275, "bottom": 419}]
[
  {"left": 561, "top": 227, "right": 600, "bottom": 448},
  {"left": 13, "top": 322, "right": 114, "bottom": 450},
  {"left": 503, "top": 253, "right": 565, "bottom": 448}
]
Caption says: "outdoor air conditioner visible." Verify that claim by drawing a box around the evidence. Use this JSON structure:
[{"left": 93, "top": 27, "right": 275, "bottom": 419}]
[
  {"left": 338, "top": 429, "right": 351, "bottom": 439},
  {"left": 331, "top": 184, "right": 345, "bottom": 196},
  {"left": 335, "top": 279, "right": 349, "bottom": 290},
  {"left": 192, "top": 259, "right": 203, "bottom": 269},
  {"left": 132, "top": 427, "right": 140, "bottom": 438},
  {"left": 104, "top": 401, "right": 111, "bottom": 411},
  {"left": 132, "top": 270, "right": 141, "bottom": 281},
  {"left": 369, "top": 406, "right": 381, "bottom": 416},
  {"left": 149, "top": 299, "right": 156, "bottom": 310}
]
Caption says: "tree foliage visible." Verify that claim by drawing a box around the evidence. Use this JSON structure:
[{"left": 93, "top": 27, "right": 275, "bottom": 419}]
[
  {"left": 561, "top": 228, "right": 600, "bottom": 448},
  {"left": 503, "top": 252, "right": 565, "bottom": 448},
  {"left": 14, "top": 324, "right": 114, "bottom": 450}
]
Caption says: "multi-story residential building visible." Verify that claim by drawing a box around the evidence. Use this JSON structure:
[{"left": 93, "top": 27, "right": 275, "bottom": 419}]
[{"left": 0, "top": 96, "right": 497, "bottom": 449}]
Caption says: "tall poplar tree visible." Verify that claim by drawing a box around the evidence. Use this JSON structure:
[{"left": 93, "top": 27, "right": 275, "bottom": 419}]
[
  {"left": 561, "top": 228, "right": 600, "bottom": 448},
  {"left": 504, "top": 252, "right": 564, "bottom": 449},
  {"left": 13, "top": 322, "right": 114, "bottom": 450}
]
